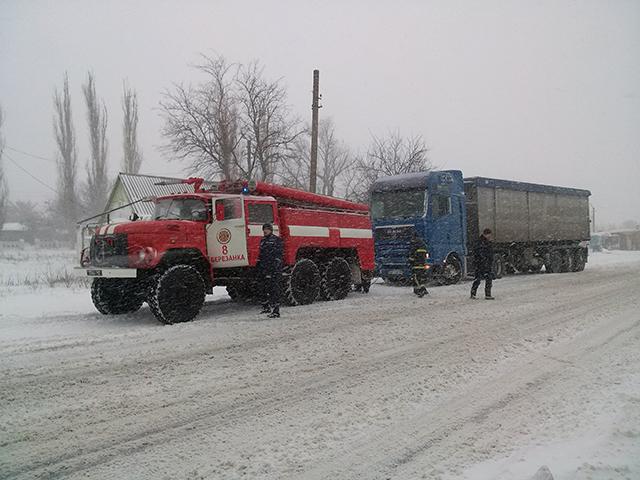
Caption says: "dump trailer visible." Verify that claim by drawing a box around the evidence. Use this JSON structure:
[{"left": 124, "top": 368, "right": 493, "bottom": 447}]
[
  {"left": 76, "top": 179, "right": 374, "bottom": 324},
  {"left": 464, "top": 177, "right": 591, "bottom": 276},
  {"left": 371, "top": 170, "right": 590, "bottom": 284}
]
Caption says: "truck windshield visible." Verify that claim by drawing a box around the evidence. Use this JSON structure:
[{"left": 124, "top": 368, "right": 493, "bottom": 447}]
[
  {"left": 154, "top": 198, "right": 207, "bottom": 221},
  {"left": 371, "top": 189, "right": 426, "bottom": 220}
]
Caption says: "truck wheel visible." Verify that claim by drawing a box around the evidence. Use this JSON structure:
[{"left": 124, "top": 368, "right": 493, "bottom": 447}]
[
  {"left": 148, "top": 265, "right": 205, "bottom": 324},
  {"left": 441, "top": 255, "right": 463, "bottom": 285},
  {"left": 560, "top": 250, "right": 574, "bottom": 273},
  {"left": 528, "top": 263, "right": 543, "bottom": 273},
  {"left": 320, "top": 257, "right": 352, "bottom": 301},
  {"left": 572, "top": 249, "right": 586, "bottom": 272},
  {"left": 91, "top": 278, "right": 144, "bottom": 315},
  {"left": 492, "top": 255, "right": 504, "bottom": 279},
  {"left": 545, "top": 251, "right": 562, "bottom": 273},
  {"left": 283, "top": 258, "right": 320, "bottom": 306}
]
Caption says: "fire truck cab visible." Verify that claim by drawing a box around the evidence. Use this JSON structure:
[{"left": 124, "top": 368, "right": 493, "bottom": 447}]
[{"left": 77, "top": 179, "right": 375, "bottom": 324}]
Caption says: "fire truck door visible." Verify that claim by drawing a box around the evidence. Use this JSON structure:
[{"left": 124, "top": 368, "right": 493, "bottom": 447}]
[
  {"left": 244, "top": 200, "right": 279, "bottom": 266},
  {"left": 207, "top": 197, "right": 249, "bottom": 268}
]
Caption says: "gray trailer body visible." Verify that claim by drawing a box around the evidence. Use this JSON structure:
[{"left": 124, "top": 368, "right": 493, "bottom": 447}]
[{"left": 464, "top": 177, "right": 591, "bottom": 275}]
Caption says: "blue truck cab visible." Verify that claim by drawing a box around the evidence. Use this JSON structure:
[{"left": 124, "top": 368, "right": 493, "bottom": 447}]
[{"left": 371, "top": 170, "right": 467, "bottom": 284}]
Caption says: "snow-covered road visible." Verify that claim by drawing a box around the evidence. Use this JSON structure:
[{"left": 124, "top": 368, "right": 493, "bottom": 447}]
[{"left": 1, "top": 251, "right": 639, "bottom": 480}]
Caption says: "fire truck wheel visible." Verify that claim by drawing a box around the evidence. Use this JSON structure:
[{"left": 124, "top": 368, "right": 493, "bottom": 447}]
[
  {"left": 148, "top": 265, "right": 205, "bottom": 324},
  {"left": 91, "top": 278, "right": 144, "bottom": 315},
  {"left": 320, "top": 257, "right": 352, "bottom": 301},
  {"left": 283, "top": 258, "right": 320, "bottom": 306}
]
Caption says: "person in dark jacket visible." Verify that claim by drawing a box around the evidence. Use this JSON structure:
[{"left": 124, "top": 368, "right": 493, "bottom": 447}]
[
  {"left": 408, "top": 233, "right": 430, "bottom": 297},
  {"left": 257, "top": 223, "right": 284, "bottom": 318},
  {"left": 470, "top": 228, "right": 495, "bottom": 299}
]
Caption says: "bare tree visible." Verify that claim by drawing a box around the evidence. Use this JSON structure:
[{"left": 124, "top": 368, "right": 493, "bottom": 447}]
[
  {"left": 160, "top": 55, "right": 240, "bottom": 180},
  {"left": 0, "top": 106, "right": 8, "bottom": 230},
  {"left": 82, "top": 72, "right": 110, "bottom": 215},
  {"left": 161, "top": 54, "right": 300, "bottom": 182},
  {"left": 122, "top": 82, "right": 143, "bottom": 173},
  {"left": 280, "top": 118, "right": 356, "bottom": 197},
  {"left": 349, "top": 131, "right": 431, "bottom": 202},
  {"left": 53, "top": 73, "right": 79, "bottom": 239},
  {"left": 235, "top": 61, "right": 300, "bottom": 181}
]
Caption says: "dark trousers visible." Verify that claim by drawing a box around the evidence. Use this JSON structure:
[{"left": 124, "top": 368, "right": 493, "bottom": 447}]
[
  {"left": 262, "top": 272, "right": 281, "bottom": 312},
  {"left": 413, "top": 269, "right": 429, "bottom": 295},
  {"left": 471, "top": 271, "right": 493, "bottom": 297}
]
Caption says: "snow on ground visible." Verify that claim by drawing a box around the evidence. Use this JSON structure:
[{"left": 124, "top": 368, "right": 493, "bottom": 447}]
[{"left": 0, "top": 250, "right": 639, "bottom": 479}]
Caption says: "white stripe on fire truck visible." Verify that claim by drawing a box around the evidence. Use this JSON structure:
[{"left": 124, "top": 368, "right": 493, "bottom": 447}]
[
  {"left": 338, "top": 228, "right": 373, "bottom": 239},
  {"left": 106, "top": 224, "right": 117, "bottom": 235},
  {"left": 99, "top": 225, "right": 108, "bottom": 235},
  {"left": 287, "top": 225, "right": 330, "bottom": 238}
]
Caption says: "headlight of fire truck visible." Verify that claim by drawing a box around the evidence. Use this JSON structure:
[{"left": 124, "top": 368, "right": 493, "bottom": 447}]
[{"left": 135, "top": 246, "right": 157, "bottom": 266}]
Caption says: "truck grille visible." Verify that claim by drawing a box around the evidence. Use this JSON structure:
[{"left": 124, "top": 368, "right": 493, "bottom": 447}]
[
  {"left": 90, "top": 234, "right": 128, "bottom": 267},
  {"left": 374, "top": 225, "right": 415, "bottom": 241}
]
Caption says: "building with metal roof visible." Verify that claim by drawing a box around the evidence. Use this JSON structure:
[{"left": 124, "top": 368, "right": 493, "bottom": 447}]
[{"left": 102, "top": 173, "right": 214, "bottom": 222}]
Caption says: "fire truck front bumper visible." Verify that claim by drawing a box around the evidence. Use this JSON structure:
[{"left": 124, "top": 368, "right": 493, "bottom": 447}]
[{"left": 75, "top": 267, "right": 138, "bottom": 278}]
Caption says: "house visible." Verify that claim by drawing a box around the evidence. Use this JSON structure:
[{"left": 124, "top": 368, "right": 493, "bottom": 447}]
[
  {"left": 99, "top": 173, "right": 216, "bottom": 223},
  {"left": 0, "top": 222, "right": 34, "bottom": 246}
]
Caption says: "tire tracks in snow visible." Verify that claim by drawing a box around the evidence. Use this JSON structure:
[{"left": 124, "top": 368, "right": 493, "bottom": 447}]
[{"left": 3, "top": 271, "right": 636, "bottom": 479}]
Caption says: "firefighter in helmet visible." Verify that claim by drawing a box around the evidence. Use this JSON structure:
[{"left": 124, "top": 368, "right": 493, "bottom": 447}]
[{"left": 408, "top": 232, "right": 430, "bottom": 297}]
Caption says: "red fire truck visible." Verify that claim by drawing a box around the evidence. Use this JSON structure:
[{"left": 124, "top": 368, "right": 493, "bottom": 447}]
[{"left": 77, "top": 179, "right": 374, "bottom": 324}]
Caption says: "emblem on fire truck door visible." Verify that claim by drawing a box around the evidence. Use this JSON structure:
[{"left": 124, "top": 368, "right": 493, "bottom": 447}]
[{"left": 217, "top": 228, "right": 231, "bottom": 244}]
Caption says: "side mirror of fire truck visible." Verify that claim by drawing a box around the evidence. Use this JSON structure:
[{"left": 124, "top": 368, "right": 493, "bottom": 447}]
[{"left": 129, "top": 212, "right": 140, "bottom": 221}]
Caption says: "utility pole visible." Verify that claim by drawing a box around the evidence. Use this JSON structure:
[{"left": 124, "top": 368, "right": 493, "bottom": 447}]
[{"left": 309, "top": 69, "right": 320, "bottom": 193}]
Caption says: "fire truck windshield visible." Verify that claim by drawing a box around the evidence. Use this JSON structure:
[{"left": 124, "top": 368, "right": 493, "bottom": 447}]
[{"left": 154, "top": 198, "right": 207, "bottom": 221}]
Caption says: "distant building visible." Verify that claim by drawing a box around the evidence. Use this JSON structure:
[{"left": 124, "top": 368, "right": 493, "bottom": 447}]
[
  {"left": 0, "top": 222, "right": 34, "bottom": 246},
  {"left": 609, "top": 229, "right": 640, "bottom": 251},
  {"left": 99, "top": 173, "right": 215, "bottom": 223}
]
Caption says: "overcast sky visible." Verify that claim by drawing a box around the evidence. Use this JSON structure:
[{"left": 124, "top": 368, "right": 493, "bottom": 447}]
[{"left": 1, "top": 0, "right": 638, "bottom": 225}]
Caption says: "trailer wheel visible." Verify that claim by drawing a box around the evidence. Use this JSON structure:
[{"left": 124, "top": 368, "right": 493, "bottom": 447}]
[
  {"left": 545, "top": 251, "right": 563, "bottom": 273},
  {"left": 91, "top": 278, "right": 144, "bottom": 315},
  {"left": 572, "top": 249, "right": 586, "bottom": 272},
  {"left": 441, "top": 255, "right": 463, "bottom": 285},
  {"left": 283, "top": 258, "right": 320, "bottom": 306},
  {"left": 560, "top": 250, "right": 574, "bottom": 273},
  {"left": 320, "top": 257, "right": 352, "bottom": 301},
  {"left": 528, "top": 262, "right": 544, "bottom": 273},
  {"left": 148, "top": 265, "right": 205, "bottom": 324}
]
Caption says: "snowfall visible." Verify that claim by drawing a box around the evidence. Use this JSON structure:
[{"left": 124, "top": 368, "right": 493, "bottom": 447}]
[{"left": 1, "top": 249, "right": 639, "bottom": 480}]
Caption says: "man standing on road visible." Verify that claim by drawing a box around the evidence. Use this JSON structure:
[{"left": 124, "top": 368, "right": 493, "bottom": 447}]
[
  {"left": 257, "top": 223, "right": 284, "bottom": 318},
  {"left": 470, "top": 228, "right": 495, "bottom": 300}
]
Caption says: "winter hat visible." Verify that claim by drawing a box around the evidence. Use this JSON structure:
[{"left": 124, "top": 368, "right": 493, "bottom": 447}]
[{"left": 262, "top": 223, "right": 273, "bottom": 231}]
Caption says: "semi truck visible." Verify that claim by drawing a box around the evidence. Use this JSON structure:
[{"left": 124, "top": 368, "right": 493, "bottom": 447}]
[
  {"left": 76, "top": 179, "right": 375, "bottom": 324},
  {"left": 371, "top": 170, "right": 591, "bottom": 284}
]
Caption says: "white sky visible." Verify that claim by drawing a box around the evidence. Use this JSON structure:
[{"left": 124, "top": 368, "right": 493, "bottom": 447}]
[{"left": 1, "top": 0, "right": 638, "bottom": 224}]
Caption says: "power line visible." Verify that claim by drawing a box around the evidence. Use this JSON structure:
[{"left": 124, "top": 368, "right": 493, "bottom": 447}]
[
  {"left": 3, "top": 152, "right": 59, "bottom": 194},
  {"left": 5, "top": 145, "right": 57, "bottom": 164}
]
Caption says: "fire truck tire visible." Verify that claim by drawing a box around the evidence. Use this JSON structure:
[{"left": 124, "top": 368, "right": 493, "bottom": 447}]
[
  {"left": 148, "top": 265, "right": 205, "bottom": 324},
  {"left": 283, "top": 258, "right": 320, "bottom": 306},
  {"left": 319, "top": 257, "right": 352, "bottom": 301},
  {"left": 91, "top": 278, "right": 144, "bottom": 315}
]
